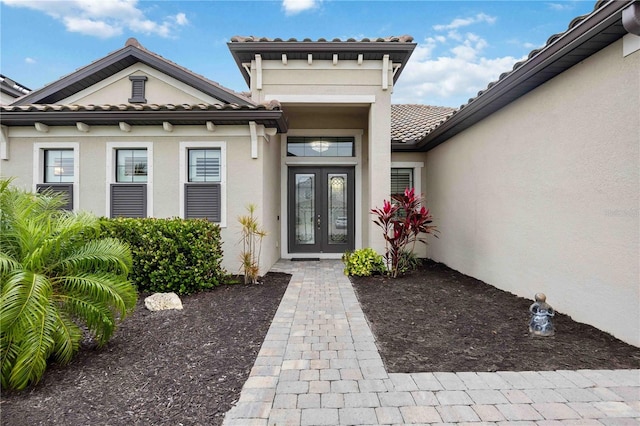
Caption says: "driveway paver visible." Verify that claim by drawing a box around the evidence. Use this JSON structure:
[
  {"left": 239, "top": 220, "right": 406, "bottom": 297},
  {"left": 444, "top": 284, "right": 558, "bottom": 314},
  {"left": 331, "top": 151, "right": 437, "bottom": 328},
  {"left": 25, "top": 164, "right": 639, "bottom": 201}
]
[{"left": 223, "top": 260, "right": 640, "bottom": 425}]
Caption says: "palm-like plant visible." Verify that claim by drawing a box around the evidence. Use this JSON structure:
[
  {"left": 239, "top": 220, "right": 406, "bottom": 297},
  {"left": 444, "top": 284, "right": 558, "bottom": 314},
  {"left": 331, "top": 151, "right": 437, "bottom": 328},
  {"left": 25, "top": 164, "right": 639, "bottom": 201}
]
[{"left": 0, "top": 179, "right": 137, "bottom": 390}]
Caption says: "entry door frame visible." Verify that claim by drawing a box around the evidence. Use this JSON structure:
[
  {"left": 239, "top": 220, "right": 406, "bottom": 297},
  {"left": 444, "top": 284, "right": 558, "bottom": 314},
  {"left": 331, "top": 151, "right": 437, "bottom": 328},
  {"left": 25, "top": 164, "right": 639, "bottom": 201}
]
[
  {"left": 288, "top": 166, "right": 355, "bottom": 254},
  {"left": 280, "top": 129, "right": 363, "bottom": 259}
]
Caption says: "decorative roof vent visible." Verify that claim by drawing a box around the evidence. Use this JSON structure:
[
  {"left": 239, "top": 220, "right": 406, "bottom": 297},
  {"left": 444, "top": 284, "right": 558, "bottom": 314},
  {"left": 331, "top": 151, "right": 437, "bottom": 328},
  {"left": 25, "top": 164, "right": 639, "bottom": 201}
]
[{"left": 128, "top": 75, "right": 147, "bottom": 103}]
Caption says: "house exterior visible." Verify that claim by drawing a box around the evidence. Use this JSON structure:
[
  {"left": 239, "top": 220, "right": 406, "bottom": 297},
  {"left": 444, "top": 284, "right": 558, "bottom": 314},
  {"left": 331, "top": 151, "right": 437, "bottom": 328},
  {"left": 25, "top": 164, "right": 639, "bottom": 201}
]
[
  {"left": 0, "top": 36, "right": 418, "bottom": 275},
  {"left": 1, "top": 0, "right": 638, "bottom": 346},
  {"left": 0, "top": 74, "right": 30, "bottom": 104}
]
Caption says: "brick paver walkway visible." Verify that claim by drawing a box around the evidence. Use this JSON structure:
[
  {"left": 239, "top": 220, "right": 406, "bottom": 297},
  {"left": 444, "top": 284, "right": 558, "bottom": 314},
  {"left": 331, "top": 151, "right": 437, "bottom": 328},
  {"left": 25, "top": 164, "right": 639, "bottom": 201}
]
[{"left": 223, "top": 260, "right": 640, "bottom": 425}]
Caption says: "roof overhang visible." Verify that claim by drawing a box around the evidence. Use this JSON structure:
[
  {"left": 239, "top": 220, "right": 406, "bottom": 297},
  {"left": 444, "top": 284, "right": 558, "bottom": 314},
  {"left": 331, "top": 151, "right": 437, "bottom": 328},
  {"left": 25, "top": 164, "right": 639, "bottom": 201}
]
[
  {"left": 228, "top": 38, "right": 416, "bottom": 87},
  {"left": 397, "top": 0, "right": 636, "bottom": 152},
  {"left": 0, "top": 105, "right": 288, "bottom": 133}
]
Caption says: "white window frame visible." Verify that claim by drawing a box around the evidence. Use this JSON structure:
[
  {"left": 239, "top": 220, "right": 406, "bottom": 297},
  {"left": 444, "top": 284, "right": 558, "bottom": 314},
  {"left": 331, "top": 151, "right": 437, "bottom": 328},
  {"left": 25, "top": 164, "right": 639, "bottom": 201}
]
[
  {"left": 179, "top": 141, "right": 227, "bottom": 227},
  {"left": 391, "top": 161, "right": 424, "bottom": 197},
  {"left": 106, "top": 142, "right": 153, "bottom": 217},
  {"left": 33, "top": 142, "right": 80, "bottom": 211}
]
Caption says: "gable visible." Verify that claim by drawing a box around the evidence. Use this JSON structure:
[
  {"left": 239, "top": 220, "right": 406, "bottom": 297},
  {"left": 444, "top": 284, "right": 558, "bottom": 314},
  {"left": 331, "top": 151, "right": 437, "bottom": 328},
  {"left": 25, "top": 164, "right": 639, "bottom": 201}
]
[
  {"left": 60, "top": 63, "right": 227, "bottom": 106},
  {"left": 13, "top": 38, "right": 252, "bottom": 106}
]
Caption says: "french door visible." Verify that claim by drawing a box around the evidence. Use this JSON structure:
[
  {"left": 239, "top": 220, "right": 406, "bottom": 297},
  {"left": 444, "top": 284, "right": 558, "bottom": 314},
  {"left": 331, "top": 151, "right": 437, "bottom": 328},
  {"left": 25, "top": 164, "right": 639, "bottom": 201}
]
[{"left": 288, "top": 167, "right": 355, "bottom": 253}]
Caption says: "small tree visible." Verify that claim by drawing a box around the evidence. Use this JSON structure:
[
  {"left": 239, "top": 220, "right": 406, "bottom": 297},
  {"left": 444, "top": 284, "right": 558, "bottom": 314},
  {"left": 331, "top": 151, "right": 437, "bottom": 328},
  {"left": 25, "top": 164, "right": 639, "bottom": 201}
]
[
  {"left": 0, "top": 179, "right": 137, "bottom": 390},
  {"left": 237, "top": 204, "right": 267, "bottom": 284},
  {"left": 371, "top": 188, "right": 437, "bottom": 278}
]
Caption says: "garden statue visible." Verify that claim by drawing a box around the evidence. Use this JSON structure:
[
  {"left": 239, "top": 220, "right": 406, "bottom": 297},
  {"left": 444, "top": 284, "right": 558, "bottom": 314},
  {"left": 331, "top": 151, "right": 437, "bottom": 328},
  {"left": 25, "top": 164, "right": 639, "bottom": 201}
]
[{"left": 529, "top": 293, "right": 555, "bottom": 336}]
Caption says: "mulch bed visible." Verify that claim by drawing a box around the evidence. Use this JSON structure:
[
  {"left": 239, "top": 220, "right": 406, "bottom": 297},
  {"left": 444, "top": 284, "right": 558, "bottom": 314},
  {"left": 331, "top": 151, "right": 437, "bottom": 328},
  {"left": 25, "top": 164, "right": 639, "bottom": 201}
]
[
  {"left": 0, "top": 272, "right": 291, "bottom": 426},
  {"left": 352, "top": 259, "right": 640, "bottom": 373},
  {"left": 3, "top": 260, "right": 638, "bottom": 425}
]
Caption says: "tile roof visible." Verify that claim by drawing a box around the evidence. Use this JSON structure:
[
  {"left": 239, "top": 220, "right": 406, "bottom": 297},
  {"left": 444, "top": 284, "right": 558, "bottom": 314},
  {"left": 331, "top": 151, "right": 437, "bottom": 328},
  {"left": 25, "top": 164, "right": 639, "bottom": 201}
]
[
  {"left": 391, "top": 104, "right": 457, "bottom": 144},
  {"left": 229, "top": 35, "right": 414, "bottom": 43},
  {"left": 407, "top": 0, "right": 633, "bottom": 151},
  {"left": 1, "top": 101, "right": 280, "bottom": 113},
  {"left": 455, "top": 1, "right": 608, "bottom": 111},
  {"left": 0, "top": 101, "right": 288, "bottom": 132},
  {"left": 14, "top": 38, "right": 254, "bottom": 106}
]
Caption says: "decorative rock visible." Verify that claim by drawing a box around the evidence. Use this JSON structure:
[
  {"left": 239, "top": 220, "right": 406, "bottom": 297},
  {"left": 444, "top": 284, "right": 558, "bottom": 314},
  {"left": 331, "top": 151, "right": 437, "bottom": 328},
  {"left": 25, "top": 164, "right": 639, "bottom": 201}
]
[{"left": 144, "top": 292, "right": 183, "bottom": 311}]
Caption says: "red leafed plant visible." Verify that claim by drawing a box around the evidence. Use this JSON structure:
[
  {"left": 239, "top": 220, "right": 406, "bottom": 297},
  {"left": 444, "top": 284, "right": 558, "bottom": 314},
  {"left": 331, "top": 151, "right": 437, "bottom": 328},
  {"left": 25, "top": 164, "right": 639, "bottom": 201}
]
[{"left": 371, "top": 188, "right": 437, "bottom": 278}]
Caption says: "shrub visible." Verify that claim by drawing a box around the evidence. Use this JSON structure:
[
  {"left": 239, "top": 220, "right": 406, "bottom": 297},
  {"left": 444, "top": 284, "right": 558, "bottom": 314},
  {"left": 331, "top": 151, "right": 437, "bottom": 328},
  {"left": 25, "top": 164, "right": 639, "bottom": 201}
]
[
  {"left": 371, "top": 188, "right": 437, "bottom": 278},
  {"left": 0, "top": 179, "right": 137, "bottom": 390},
  {"left": 397, "top": 249, "right": 422, "bottom": 275},
  {"left": 342, "top": 248, "right": 386, "bottom": 276},
  {"left": 100, "top": 217, "right": 224, "bottom": 295}
]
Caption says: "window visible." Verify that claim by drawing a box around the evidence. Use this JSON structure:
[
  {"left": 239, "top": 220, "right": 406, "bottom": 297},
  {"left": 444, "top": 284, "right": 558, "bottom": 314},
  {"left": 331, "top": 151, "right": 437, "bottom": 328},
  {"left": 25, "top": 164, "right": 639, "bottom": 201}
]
[
  {"left": 188, "top": 149, "right": 221, "bottom": 182},
  {"left": 107, "top": 143, "right": 152, "bottom": 218},
  {"left": 391, "top": 168, "right": 413, "bottom": 198},
  {"left": 44, "top": 149, "right": 74, "bottom": 183},
  {"left": 181, "top": 143, "right": 225, "bottom": 224},
  {"left": 128, "top": 76, "right": 147, "bottom": 103},
  {"left": 287, "top": 136, "right": 354, "bottom": 157},
  {"left": 35, "top": 146, "right": 78, "bottom": 211},
  {"left": 116, "top": 149, "right": 148, "bottom": 182}
]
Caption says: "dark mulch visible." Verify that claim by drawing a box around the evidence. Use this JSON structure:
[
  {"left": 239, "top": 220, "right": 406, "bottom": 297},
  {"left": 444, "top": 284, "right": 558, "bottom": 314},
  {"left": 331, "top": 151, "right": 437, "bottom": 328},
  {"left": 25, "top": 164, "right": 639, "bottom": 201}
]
[
  {"left": 352, "top": 259, "right": 640, "bottom": 373},
  {"left": 0, "top": 272, "right": 291, "bottom": 426}
]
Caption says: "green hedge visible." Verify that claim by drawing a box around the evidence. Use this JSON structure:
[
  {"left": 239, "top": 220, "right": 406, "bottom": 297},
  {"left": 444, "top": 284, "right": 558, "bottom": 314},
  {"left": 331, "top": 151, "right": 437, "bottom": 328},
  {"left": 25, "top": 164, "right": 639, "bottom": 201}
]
[{"left": 99, "top": 217, "right": 225, "bottom": 295}]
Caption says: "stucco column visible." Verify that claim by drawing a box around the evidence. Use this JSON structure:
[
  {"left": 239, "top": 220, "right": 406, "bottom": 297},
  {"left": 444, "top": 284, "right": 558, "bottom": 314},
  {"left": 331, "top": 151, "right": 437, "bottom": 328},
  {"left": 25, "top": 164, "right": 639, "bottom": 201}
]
[{"left": 367, "top": 97, "right": 391, "bottom": 254}]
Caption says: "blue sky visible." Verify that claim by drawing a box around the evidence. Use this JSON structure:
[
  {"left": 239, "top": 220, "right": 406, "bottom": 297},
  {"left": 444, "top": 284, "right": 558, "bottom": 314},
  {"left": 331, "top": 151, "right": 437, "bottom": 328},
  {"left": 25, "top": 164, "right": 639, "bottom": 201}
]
[{"left": 0, "top": 0, "right": 595, "bottom": 107}]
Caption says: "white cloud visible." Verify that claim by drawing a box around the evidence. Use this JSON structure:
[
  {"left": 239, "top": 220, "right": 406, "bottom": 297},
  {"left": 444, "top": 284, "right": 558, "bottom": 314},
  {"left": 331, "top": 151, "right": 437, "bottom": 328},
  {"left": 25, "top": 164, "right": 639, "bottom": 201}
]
[
  {"left": 547, "top": 3, "right": 573, "bottom": 11},
  {"left": 393, "top": 31, "right": 525, "bottom": 107},
  {"left": 0, "top": 0, "right": 187, "bottom": 38},
  {"left": 433, "top": 13, "right": 496, "bottom": 31},
  {"left": 175, "top": 12, "right": 188, "bottom": 26},
  {"left": 25, "top": 57, "right": 36, "bottom": 64},
  {"left": 282, "top": 0, "right": 320, "bottom": 16},
  {"left": 63, "top": 16, "right": 122, "bottom": 39}
]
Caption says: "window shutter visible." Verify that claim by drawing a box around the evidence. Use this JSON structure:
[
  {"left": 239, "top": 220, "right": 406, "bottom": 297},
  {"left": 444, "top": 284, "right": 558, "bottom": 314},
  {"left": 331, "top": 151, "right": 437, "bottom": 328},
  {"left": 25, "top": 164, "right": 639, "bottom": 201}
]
[
  {"left": 185, "top": 183, "right": 221, "bottom": 222},
  {"left": 391, "top": 169, "right": 413, "bottom": 195},
  {"left": 111, "top": 184, "right": 147, "bottom": 218},
  {"left": 36, "top": 184, "right": 73, "bottom": 210}
]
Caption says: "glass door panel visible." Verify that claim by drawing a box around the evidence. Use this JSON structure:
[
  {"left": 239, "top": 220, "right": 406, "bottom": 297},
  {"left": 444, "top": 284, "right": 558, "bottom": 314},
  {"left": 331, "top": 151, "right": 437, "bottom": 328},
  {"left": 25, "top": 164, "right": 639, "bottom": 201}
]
[
  {"left": 288, "top": 167, "right": 354, "bottom": 254},
  {"left": 294, "top": 174, "right": 316, "bottom": 245},
  {"left": 328, "top": 174, "right": 348, "bottom": 245}
]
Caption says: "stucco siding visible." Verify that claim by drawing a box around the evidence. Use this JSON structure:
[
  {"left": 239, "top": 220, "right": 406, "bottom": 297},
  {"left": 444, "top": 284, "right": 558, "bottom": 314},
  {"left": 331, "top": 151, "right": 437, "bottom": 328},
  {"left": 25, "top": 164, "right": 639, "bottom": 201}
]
[
  {"left": 424, "top": 40, "right": 639, "bottom": 346},
  {"left": 63, "top": 64, "right": 223, "bottom": 105},
  {"left": 1, "top": 125, "right": 275, "bottom": 275},
  {"left": 259, "top": 132, "right": 282, "bottom": 273}
]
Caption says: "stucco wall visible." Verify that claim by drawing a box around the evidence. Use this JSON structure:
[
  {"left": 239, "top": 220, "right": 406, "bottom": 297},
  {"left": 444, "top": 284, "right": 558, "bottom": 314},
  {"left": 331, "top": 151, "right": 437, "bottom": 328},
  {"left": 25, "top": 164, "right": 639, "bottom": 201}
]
[
  {"left": 63, "top": 64, "right": 222, "bottom": 105},
  {"left": 258, "top": 132, "right": 282, "bottom": 273},
  {"left": 1, "top": 125, "right": 278, "bottom": 275},
  {"left": 255, "top": 58, "right": 395, "bottom": 255},
  {"left": 423, "top": 40, "right": 639, "bottom": 346}
]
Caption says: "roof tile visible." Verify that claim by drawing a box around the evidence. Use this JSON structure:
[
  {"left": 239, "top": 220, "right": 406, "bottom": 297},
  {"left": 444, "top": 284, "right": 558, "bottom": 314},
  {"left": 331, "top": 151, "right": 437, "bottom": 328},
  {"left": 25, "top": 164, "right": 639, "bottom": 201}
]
[
  {"left": 391, "top": 104, "right": 457, "bottom": 144},
  {"left": 229, "top": 35, "right": 414, "bottom": 43},
  {"left": 0, "top": 101, "right": 281, "bottom": 113}
]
